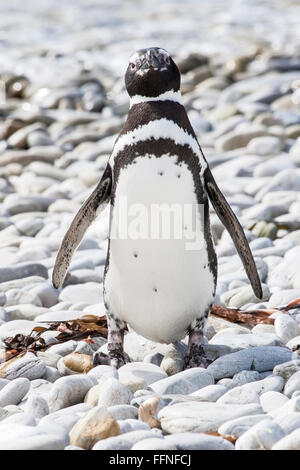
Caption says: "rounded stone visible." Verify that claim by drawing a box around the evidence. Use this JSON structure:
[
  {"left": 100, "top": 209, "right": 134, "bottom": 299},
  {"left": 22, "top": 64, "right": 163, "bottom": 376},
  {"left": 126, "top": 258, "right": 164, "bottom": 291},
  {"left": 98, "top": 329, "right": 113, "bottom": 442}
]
[
  {"left": 98, "top": 377, "right": 134, "bottom": 407},
  {"left": 274, "top": 314, "right": 300, "bottom": 344},
  {"left": 92, "top": 429, "right": 163, "bottom": 450},
  {"left": 0, "top": 378, "right": 30, "bottom": 407},
  {"left": 118, "top": 362, "right": 167, "bottom": 393},
  {"left": 149, "top": 367, "right": 214, "bottom": 395},
  {"left": 131, "top": 438, "right": 177, "bottom": 450},
  {"left": 207, "top": 346, "right": 296, "bottom": 379},
  {"left": 218, "top": 414, "right": 266, "bottom": 438},
  {"left": 164, "top": 432, "right": 235, "bottom": 450},
  {"left": 247, "top": 136, "right": 282, "bottom": 156},
  {"left": 190, "top": 384, "right": 228, "bottom": 401},
  {"left": 235, "top": 419, "right": 285, "bottom": 450},
  {"left": 0, "top": 353, "right": 46, "bottom": 381},
  {"left": 284, "top": 371, "right": 300, "bottom": 398},
  {"left": 260, "top": 391, "right": 289, "bottom": 412},
  {"left": 117, "top": 419, "right": 150, "bottom": 434},
  {"left": 47, "top": 375, "right": 96, "bottom": 412},
  {"left": 24, "top": 394, "right": 49, "bottom": 420},
  {"left": 273, "top": 428, "right": 300, "bottom": 450},
  {"left": 158, "top": 402, "right": 263, "bottom": 433},
  {"left": 70, "top": 406, "right": 120, "bottom": 450}
]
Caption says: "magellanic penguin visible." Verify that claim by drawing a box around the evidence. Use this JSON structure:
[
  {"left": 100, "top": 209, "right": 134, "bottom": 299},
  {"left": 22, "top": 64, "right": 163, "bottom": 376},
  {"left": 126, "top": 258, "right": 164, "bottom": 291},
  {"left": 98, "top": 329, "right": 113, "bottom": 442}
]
[{"left": 52, "top": 47, "right": 263, "bottom": 368}]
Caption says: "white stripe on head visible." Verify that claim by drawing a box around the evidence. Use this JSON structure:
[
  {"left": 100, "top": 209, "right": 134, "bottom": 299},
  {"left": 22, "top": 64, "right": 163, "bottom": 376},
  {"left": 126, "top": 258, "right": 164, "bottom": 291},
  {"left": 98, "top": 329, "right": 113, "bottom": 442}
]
[
  {"left": 130, "top": 89, "right": 182, "bottom": 107},
  {"left": 110, "top": 118, "right": 207, "bottom": 175},
  {"left": 129, "top": 51, "right": 141, "bottom": 63},
  {"left": 129, "top": 48, "right": 169, "bottom": 63}
]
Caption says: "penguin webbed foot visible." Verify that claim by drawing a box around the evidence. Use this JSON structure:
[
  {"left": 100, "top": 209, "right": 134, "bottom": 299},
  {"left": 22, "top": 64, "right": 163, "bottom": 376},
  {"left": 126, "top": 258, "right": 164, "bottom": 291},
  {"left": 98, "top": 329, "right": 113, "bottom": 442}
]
[
  {"left": 184, "top": 347, "right": 210, "bottom": 369},
  {"left": 185, "top": 328, "right": 211, "bottom": 369},
  {"left": 98, "top": 316, "right": 129, "bottom": 369},
  {"left": 93, "top": 351, "right": 111, "bottom": 366},
  {"left": 93, "top": 350, "right": 130, "bottom": 369},
  {"left": 109, "top": 350, "right": 131, "bottom": 369}
]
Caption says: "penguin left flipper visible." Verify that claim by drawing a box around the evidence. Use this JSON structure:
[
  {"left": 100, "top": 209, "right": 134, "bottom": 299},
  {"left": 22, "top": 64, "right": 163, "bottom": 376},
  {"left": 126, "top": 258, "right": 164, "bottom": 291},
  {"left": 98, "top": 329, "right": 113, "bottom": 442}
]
[
  {"left": 204, "top": 166, "right": 263, "bottom": 299},
  {"left": 52, "top": 164, "right": 112, "bottom": 289}
]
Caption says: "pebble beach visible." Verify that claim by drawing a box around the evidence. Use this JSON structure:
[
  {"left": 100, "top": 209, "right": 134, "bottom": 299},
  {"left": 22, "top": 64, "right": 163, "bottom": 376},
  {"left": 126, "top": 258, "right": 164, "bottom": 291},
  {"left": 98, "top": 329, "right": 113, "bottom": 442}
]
[{"left": 0, "top": 0, "right": 300, "bottom": 450}]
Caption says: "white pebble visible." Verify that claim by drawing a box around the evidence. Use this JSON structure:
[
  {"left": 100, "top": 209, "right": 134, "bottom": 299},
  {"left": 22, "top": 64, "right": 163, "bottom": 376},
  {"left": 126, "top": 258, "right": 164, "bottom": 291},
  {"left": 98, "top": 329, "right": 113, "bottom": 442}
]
[{"left": 98, "top": 377, "right": 133, "bottom": 407}]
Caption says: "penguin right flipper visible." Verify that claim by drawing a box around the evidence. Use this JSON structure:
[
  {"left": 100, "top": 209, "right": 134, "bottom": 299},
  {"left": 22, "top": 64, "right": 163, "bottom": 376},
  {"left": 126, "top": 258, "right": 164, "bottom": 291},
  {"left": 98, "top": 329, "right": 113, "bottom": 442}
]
[
  {"left": 52, "top": 164, "right": 112, "bottom": 289},
  {"left": 204, "top": 166, "right": 263, "bottom": 299}
]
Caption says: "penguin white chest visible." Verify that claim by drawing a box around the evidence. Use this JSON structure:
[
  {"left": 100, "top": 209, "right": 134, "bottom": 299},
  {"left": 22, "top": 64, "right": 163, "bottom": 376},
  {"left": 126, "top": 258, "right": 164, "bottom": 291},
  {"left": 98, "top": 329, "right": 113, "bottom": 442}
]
[{"left": 104, "top": 154, "right": 215, "bottom": 344}]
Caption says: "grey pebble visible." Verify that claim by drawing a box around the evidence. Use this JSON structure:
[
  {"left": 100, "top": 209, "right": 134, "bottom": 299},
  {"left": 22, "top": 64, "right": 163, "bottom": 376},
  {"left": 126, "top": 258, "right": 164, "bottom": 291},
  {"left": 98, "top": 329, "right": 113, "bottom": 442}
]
[
  {"left": 217, "top": 376, "right": 284, "bottom": 405},
  {"left": 273, "top": 412, "right": 300, "bottom": 435},
  {"left": 47, "top": 340, "right": 78, "bottom": 356},
  {"left": 23, "top": 393, "right": 49, "bottom": 420},
  {"left": 284, "top": 371, "right": 300, "bottom": 398},
  {"left": 190, "top": 384, "right": 227, "bottom": 401},
  {"left": 273, "top": 359, "right": 300, "bottom": 381},
  {"left": 117, "top": 419, "right": 150, "bottom": 434},
  {"left": 92, "top": 429, "right": 163, "bottom": 450},
  {"left": 274, "top": 314, "right": 300, "bottom": 343},
  {"left": 87, "top": 364, "right": 118, "bottom": 381},
  {"left": 0, "top": 378, "right": 30, "bottom": 407},
  {"left": 0, "top": 352, "right": 46, "bottom": 380},
  {"left": 149, "top": 367, "right": 214, "bottom": 395},
  {"left": 39, "top": 403, "right": 92, "bottom": 433},
  {"left": 164, "top": 432, "right": 234, "bottom": 450},
  {"left": 235, "top": 419, "right": 285, "bottom": 450},
  {"left": 98, "top": 377, "right": 134, "bottom": 407},
  {"left": 0, "top": 422, "right": 69, "bottom": 450},
  {"left": 207, "top": 346, "right": 297, "bottom": 379},
  {"left": 118, "top": 362, "right": 168, "bottom": 393},
  {"left": 158, "top": 402, "right": 263, "bottom": 433},
  {"left": 272, "top": 428, "right": 300, "bottom": 450},
  {"left": 42, "top": 366, "right": 62, "bottom": 383},
  {"left": 0, "top": 263, "right": 48, "bottom": 283},
  {"left": 47, "top": 375, "right": 96, "bottom": 412},
  {"left": 218, "top": 414, "right": 266, "bottom": 438},
  {"left": 260, "top": 391, "right": 289, "bottom": 412},
  {"left": 131, "top": 438, "right": 177, "bottom": 450},
  {"left": 107, "top": 404, "right": 138, "bottom": 421},
  {"left": 232, "top": 370, "right": 261, "bottom": 386},
  {"left": 143, "top": 352, "right": 164, "bottom": 366}
]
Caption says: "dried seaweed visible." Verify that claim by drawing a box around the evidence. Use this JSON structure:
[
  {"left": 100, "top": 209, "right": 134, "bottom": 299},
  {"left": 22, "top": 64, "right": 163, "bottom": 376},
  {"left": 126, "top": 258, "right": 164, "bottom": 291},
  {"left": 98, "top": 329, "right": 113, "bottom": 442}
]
[
  {"left": 2, "top": 298, "right": 300, "bottom": 363},
  {"left": 210, "top": 305, "right": 275, "bottom": 325},
  {"left": 1, "top": 315, "right": 108, "bottom": 363},
  {"left": 211, "top": 297, "right": 300, "bottom": 326},
  {"left": 279, "top": 297, "right": 300, "bottom": 312}
]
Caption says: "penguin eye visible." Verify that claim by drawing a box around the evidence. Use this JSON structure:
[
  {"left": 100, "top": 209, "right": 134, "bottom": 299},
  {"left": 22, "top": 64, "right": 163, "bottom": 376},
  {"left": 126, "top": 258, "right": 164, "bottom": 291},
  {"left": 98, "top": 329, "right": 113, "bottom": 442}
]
[
  {"left": 165, "top": 56, "right": 170, "bottom": 64},
  {"left": 130, "top": 62, "right": 136, "bottom": 70}
]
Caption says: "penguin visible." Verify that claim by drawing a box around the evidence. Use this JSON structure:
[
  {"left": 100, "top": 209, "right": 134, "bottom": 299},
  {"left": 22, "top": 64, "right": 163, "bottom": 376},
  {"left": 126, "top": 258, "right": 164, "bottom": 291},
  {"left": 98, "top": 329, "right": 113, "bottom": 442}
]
[{"left": 52, "top": 47, "right": 262, "bottom": 369}]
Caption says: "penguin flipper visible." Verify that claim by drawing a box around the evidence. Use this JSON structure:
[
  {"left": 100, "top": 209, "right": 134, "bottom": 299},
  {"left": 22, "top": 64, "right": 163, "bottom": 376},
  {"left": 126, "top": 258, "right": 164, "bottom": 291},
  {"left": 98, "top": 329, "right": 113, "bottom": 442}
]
[
  {"left": 52, "top": 164, "right": 112, "bottom": 289},
  {"left": 204, "top": 166, "right": 263, "bottom": 299}
]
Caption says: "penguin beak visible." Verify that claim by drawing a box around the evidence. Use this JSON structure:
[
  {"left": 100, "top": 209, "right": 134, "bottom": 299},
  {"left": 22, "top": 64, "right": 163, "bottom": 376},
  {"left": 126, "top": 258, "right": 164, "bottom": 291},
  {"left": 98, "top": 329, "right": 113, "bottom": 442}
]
[{"left": 141, "top": 49, "right": 164, "bottom": 70}]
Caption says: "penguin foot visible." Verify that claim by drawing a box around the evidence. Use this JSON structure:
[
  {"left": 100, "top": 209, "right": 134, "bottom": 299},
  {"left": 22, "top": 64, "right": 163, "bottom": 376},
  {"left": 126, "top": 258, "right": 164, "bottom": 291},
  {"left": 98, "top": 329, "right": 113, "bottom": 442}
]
[
  {"left": 93, "top": 351, "right": 130, "bottom": 369},
  {"left": 97, "top": 323, "right": 130, "bottom": 369},
  {"left": 184, "top": 348, "right": 210, "bottom": 369},
  {"left": 185, "top": 328, "right": 210, "bottom": 369},
  {"left": 109, "top": 351, "right": 130, "bottom": 369},
  {"left": 93, "top": 351, "right": 111, "bottom": 366}
]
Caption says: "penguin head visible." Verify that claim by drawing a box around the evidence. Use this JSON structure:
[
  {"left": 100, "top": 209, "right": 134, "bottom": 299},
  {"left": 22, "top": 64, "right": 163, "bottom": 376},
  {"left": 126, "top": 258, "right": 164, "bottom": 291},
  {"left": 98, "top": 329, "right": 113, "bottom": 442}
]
[{"left": 125, "top": 47, "right": 180, "bottom": 98}]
